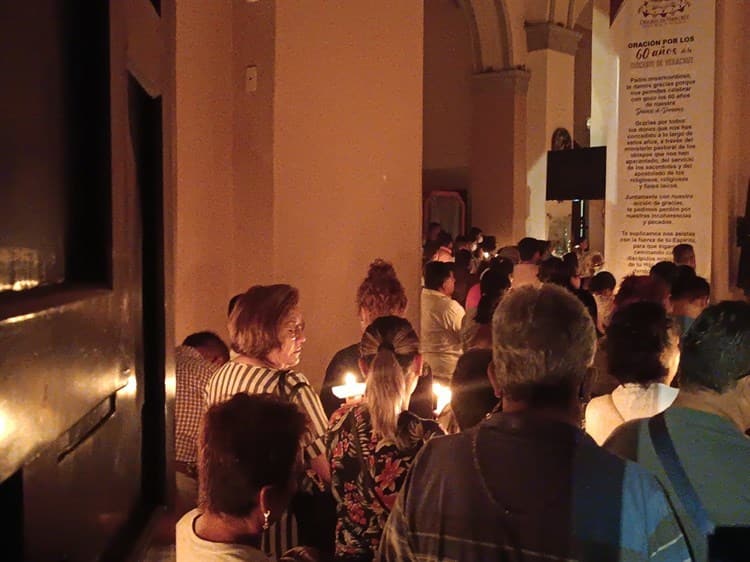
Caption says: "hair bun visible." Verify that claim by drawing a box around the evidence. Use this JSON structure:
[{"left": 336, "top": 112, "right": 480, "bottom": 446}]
[{"left": 367, "top": 259, "right": 398, "bottom": 281}]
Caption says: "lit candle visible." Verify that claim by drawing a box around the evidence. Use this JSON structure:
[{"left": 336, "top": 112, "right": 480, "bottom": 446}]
[
  {"left": 332, "top": 372, "right": 366, "bottom": 400},
  {"left": 433, "top": 381, "right": 452, "bottom": 415}
]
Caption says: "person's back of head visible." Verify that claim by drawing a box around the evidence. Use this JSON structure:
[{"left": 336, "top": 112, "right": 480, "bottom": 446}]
[
  {"left": 490, "top": 284, "right": 596, "bottom": 408},
  {"left": 517, "top": 237, "right": 539, "bottom": 262},
  {"left": 671, "top": 274, "right": 710, "bottom": 305},
  {"left": 423, "top": 261, "right": 453, "bottom": 291},
  {"left": 454, "top": 249, "right": 473, "bottom": 272},
  {"left": 497, "top": 245, "right": 520, "bottom": 265},
  {"left": 454, "top": 235, "right": 472, "bottom": 252},
  {"left": 679, "top": 301, "right": 750, "bottom": 394},
  {"left": 199, "top": 393, "right": 307, "bottom": 520},
  {"left": 475, "top": 268, "right": 511, "bottom": 325},
  {"left": 359, "top": 316, "right": 420, "bottom": 447},
  {"left": 437, "top": 230, "right": 453, "bottom": 249},
  {"left": 480, "top": 235, "right": 497, "bottom": 255},
  {"left": 227, "top": 293, "right": 243, "bottom": 318},
  {"left": 422, "top": 240, "right": 441, "bottom": 264},
  {"left": 538, "top": 256, "right": 569, "bottom": 286},
  {"left": 450, "top": 349, "right": 497, "bottom": 430},
  {"left": 672, "top": 243, "right": 696, "bottom": 268},
  {"left": 182, "top": 331, "right": 230, "bottom": 366},
  {"left": 488, "top": 256, "right": 514, "bottom": 279},
  {"left": 613, "top": 275, "right": 669, "bottom": 313},
  {"left": 673, "top": 264, "right": 696, "bottom": 285},
  {"left": 606, "top": 301, "right": 675, "bottom": 386},
  {"left": 469, "top": 226, "right": 483, "bottom": 243},
  {"left": 650, "top": 261, "right": 679, "bottom": 290},
  {"left": 589, "top": 271, "right": 616, "bottom": 295},
  {"left": 426, "top": 222, "right": 442, "bottom": 242},
  {"left": 562, "top": 252, "right": 579, "bottom": 276},
  {"left": 356, "top": 258, "right": 408, "bottom": 325}
]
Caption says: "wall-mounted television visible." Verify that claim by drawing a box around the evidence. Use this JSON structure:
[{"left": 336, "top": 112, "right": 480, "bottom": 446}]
[{"left": 546, "top": 146, "right": 606, "bottom": 200}]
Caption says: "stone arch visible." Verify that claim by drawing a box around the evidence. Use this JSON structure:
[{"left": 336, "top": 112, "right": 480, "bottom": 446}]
[{"left": 464, "top": 0, "right": 525, "bottom": 70}]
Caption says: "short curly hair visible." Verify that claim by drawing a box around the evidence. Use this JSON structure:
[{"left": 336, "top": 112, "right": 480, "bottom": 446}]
[{"left": 356, "top": 259, "right": 408, "bottom": 318}]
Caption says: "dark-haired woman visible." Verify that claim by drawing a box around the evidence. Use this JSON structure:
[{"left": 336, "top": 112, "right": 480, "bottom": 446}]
[
  {"left": 584, "top": 301, "right": 679, "bottom": 445},
  {"left": 326, "top": 316, "right": 443, "bottom": 561},
  {"left": 461, "top": 267, "right": 511, "bottom": 350},
  {"left": 176, "top": 393, "right": 307, "bottom": 561}
]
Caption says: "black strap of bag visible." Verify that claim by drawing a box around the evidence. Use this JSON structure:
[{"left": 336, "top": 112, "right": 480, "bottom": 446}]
[
  {"left": 648, "top": 413, "right": 715, "bottom": 536},
  {"left": 276, "top": 368, "right": 336, "bottom": 555},
  {"left": 276, "top": 369, "right": 307, "bottom": 402}
]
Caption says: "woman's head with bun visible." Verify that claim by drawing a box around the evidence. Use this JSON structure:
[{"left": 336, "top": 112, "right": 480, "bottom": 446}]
[{"left": 356, "top": 259, "right": 408, "bottom": 329}]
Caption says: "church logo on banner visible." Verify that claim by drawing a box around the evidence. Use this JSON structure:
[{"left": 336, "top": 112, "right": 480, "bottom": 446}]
[{"left": 638, "top": 1, "right": 691, "bottom": 26}]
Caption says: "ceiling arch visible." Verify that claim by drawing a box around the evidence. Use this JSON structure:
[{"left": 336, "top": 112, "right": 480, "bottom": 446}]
[{"left": 462, "top": 0, "right": 588, "bottom": 70}]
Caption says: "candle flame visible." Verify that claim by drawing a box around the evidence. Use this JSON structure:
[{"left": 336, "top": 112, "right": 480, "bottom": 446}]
[{"left": 433, "top": 382, "right": 452, "bottom": 415}]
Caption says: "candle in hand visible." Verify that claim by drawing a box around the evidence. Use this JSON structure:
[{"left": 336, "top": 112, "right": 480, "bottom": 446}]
[
  {"left": 332, "top": 372, "right": 366, "bottom": 400},
  {"left": 433, "top": 381, "right": 452, "bottom": 415}
]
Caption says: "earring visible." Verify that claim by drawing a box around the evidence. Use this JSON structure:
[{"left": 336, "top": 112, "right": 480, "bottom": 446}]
[{"left": 263, "top": 510, "right": 271, "bottom": 530}]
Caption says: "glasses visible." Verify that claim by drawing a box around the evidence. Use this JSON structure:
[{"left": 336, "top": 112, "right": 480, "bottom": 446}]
[{"left": 284, "top": 322, "right": 305, "bottom": 340}]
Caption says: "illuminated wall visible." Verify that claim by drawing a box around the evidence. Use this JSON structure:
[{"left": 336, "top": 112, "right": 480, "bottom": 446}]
[{"left": 174, "top": 1, "right": 423, "bottom": 387}]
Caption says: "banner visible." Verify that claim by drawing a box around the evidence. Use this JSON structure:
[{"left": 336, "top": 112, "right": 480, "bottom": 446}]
[{"left": 605, "top": 0, "right": 714, "bottom": 281}]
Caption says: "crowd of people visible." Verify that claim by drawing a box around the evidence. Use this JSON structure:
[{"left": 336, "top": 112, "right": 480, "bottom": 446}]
[{"left": 170, "top": 225, "right": 750, "bottom": 562}]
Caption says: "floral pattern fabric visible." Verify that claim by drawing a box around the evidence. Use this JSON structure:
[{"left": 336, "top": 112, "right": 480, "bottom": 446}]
[{"left": 326, "top": 402, "right": 443, "bottom": 561}]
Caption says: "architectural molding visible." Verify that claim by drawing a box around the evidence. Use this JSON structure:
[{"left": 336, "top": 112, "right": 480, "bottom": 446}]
[
  {"left": 525, "top": 21, "right": 582, "bottom": 55},
  {"left": 472, "top": 68, "right": 531, "bottom": 95}
]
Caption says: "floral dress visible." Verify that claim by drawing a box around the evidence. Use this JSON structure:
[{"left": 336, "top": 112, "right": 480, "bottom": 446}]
[{"left": 326, "top": 402, "right": 443, "bottom": 561}]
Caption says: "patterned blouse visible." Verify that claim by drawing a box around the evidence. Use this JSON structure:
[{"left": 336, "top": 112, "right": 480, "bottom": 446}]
[{"left": 326, "top": 402, "right": 443, "bottom": 561}]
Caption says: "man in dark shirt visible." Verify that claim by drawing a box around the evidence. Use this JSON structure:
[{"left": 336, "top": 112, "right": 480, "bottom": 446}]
[{"left": 378, "top": 284, "right": 688, "bottom": 561}]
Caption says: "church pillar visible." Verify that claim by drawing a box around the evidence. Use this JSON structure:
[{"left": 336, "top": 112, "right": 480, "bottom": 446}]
[
  {"left": 470, "top": 68, "right": 530, "bottom": 247},
  {"left": 524, "top": 22, "right": 581, "bottom": 240}
]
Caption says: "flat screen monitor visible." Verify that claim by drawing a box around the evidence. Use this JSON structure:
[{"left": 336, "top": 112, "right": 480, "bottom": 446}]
[{"left": 546, "top": 146, "right": 606, "bottom": 200}]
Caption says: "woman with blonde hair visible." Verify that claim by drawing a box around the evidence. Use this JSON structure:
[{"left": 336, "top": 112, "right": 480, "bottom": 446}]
[{"left": 326, "top": 316, "right": 443, "bottom": 561}]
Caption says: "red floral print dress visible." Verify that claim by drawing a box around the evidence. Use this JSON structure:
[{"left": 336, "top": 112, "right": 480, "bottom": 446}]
[{"left": 326, "top": 402, "right": 443, "bottom": 561}]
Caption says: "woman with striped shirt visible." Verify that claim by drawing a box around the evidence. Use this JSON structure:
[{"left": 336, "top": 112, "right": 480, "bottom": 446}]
[{"left": 205, "top": 284, "right": 331, "bottom": 558}]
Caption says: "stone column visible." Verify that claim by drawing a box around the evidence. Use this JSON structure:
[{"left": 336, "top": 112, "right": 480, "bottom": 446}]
[
  {"left": 470, "top": 68, "right": 530, "bottom": 248},
  {"left": 525, "top": 22, "right": 582, "bottom": 239}
]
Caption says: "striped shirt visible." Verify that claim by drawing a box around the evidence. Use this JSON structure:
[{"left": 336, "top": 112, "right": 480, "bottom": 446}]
[
  {"left": 205, "top": 361, "right": 328, "bottom": 460},
  {"left": 175, "top": 345, "right": 217, "bottom": 464},
  {"left": 377, "top": 412, "right": 690, "bottom": 562}
]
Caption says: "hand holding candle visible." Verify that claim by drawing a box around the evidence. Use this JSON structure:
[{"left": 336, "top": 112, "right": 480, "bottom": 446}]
[
  {"left": 432, "top": 381, "right": 452, "bottom": 415},
  {"left": 332, "top": 372, "right": 366, "bottom": 400}
]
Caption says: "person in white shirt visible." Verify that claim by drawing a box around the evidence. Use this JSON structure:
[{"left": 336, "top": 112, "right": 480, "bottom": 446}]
[
  {"left": 420, "top": 261, "right": 465, "bottom": 382},
  {"left": 512, "top": 237, "right": 542, "bottom": 288},
  {"left": 585, "top": 301, "right": 679, "bottom": 445},
  {"left": 176, "top": 393, "right": 308, "bottom": 562}
]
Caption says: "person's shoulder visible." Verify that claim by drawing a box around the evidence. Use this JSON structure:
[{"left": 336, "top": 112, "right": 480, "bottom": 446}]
[
  {"left": 324, "top": 343, "right": 360, "bottom": 379},
  {"left": 585, "top": 393, "right": 609, "bottom": 412},
  {"left": 398, "top": 410, "right": 445, "bottom": 439},
  {"left": 175, "top": 508, "right": 201, "bottom": 546},
  {"left": 328, "top": 343, "right": 359, "bottom": 365},
  {"left": 602, "top": 417, "right": 647, "bottom": 460},
  {"left": 414, "top": 423, "right": 468, "bottom": 461},
  {"left": 280, "top": 368, "right": 312, "bottom": 387},
  {"left": 328, "top": 400, "right": 361, "bottom": 429},
  {"left": 176, "top": 346, "right": 214, "bottom": 371},
  {"left": 449, "top": 298, "right": 465, "bottom": 312}
]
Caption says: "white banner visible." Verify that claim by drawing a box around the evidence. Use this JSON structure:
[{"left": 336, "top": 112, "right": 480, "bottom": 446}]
[{"left": 605, "top": 0, "right": 714, "bottom": 281}]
